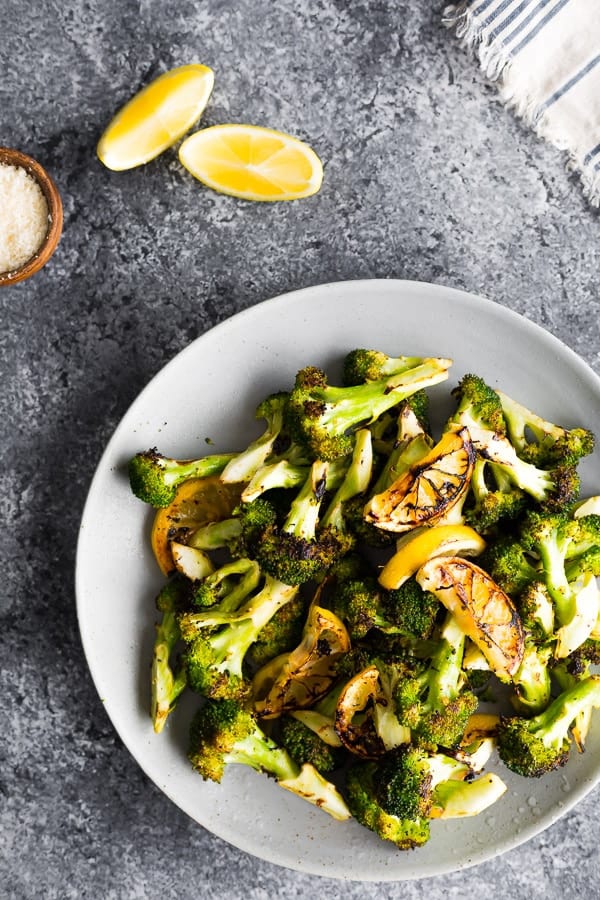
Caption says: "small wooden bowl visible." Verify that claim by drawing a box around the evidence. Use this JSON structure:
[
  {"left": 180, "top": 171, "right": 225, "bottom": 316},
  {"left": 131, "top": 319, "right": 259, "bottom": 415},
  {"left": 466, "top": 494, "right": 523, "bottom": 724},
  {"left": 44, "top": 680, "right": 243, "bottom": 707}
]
[{"left": 0, "top": 147, "right": 63, "bottom": 287}]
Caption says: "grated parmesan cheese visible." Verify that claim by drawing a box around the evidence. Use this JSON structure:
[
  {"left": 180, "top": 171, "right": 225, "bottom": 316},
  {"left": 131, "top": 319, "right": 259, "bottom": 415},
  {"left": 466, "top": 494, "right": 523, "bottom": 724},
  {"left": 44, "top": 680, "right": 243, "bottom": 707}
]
[{"left": 0, "top": 162, "right": 50, "bottom": 274}]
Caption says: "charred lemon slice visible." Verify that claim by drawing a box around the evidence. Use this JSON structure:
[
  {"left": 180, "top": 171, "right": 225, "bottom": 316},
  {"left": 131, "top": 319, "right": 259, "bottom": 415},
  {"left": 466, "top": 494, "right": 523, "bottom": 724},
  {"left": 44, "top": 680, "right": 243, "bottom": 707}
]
[
  {"left": 416, "top": 557, "right": 524, "bottom": 679},
  {"left": 253, "top": 605, "right": 350, "bottom": 719},
  {"left": 334, "top": 665, "right": 411, "bottom": 759},
  {"left": 364, "top": 427, "right": 475, "bottom": 533},
  {"left": 378, "top": 523, "right": 486, "bottom": 589},
  {"left": 151, "top": 475, "right": 242, "bottom": 576}
]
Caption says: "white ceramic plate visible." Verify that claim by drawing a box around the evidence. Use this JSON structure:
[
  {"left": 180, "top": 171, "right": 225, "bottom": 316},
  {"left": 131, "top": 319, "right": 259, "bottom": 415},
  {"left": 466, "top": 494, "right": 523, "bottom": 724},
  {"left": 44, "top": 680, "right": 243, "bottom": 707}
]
[{"left": 76, "top": 279, "right": 600, "bottom": 881}]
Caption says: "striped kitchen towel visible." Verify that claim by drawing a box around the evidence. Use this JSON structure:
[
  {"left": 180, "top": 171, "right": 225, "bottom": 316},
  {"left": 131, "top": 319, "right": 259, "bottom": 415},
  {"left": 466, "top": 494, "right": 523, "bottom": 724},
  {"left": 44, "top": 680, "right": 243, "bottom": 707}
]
[{"left": 444, "top": 0, "right": 600, "bottom": 205}]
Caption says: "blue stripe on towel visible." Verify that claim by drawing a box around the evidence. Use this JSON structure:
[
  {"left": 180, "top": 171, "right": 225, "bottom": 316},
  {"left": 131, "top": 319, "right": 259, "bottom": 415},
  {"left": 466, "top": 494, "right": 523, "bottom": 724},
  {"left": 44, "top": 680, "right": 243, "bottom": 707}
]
[
  {"left": 510, "top": 0, "right": 572, "bottom": 56},
  {"left": 481, "top": 0, "right": 531, "bottom": 33},
  {"left": 583, "top": 142, "right": 600, "bottom": 167},
  {"left": 538, "top": 53, "right": 600, "bottom": 113}
]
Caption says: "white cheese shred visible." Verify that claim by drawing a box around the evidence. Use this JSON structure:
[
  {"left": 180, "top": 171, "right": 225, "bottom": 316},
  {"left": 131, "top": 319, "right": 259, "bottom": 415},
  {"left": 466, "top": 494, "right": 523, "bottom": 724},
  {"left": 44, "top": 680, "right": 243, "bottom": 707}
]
[{"left": 0, "top": 162, "right": 50, "bottom": 275}]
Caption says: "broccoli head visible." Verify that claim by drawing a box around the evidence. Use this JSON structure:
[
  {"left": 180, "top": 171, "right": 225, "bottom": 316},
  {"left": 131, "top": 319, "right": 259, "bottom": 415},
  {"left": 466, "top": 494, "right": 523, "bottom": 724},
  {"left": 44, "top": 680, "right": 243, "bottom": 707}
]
[
  {"left": 180, "top": 574, "right": 299, "bottom": 700},
  {"left": 497, "top": 675, "right": 600, "bottom": 777},
  {"left": 342, "top": 349, "right": 426, "bottom": 386},
  {"left": 280, "top": 715, "right": 343, "bottom": 774},
  {"left": 496, "top": 389, "right": 595, "bottom": 468},
  {"left": 128, "top": 448, "right": 236, "bottom": 507},
  {"left": 189, "top": 699, "right": 351, "bottom": 819},
  {"left": 285, "top": 359, "right": 450, "bottom": 462}
]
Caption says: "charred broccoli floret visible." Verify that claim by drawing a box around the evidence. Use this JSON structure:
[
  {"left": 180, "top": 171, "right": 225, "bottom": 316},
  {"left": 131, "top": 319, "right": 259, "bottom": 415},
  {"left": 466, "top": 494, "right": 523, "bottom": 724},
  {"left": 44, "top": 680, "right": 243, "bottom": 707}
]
[
  {"left": 331, "top": 576, "right": 439, "bottom": 642},
  {"left": 449, "top": 375, "right": 581, "bottom": 509},
  {"left": 219, "top": 392, "right": 290, "bottom": 484},
  {"left": 342, "top": 349, "right": 426, "bottom": 386},
  {"left": 280, "top": 715, "right": 343, "bottom": 773},
  {"left": 344, "top": 744, "right": 486, "bottom": 850},
  {"left": 245, "top": 590, "right": 307, "bottom": 670},
  {"left": 450, "top": 373, "right": 506, "bottom": 435},
  {"left": 286, "top": 359, "right": 450, "bottom": 461},
  {"left": 497, "top": 389, "right": 595, "bottom": 468},
  {"left": 464, "top": 458, "right": 528, "bottom": 533},
  {"left": 395, "top": 613, "right": 479, "bottom": 748},
  {"left": 188, "top": 698, "right": 350, "bottom": 820},
  {"left": 128, "top": 448, "right": 236, "bottom": 507},
  {"left": 240, "top": 461, "right": 353, "bottom": 585},
  {"left": 180, "top": 574, "right": 298, "bottom": 699},
  {"left": 478, "top": 535, "right": 539, "bottom": 598},
  {"left": 151, "top": 578, "right": 189, "bottom": 733},
  {"left": 497, "top": 675, "right": 600, "bottom": 777},
  {"left": 564, "top": 513, "right": 600, "bottom": 581}
]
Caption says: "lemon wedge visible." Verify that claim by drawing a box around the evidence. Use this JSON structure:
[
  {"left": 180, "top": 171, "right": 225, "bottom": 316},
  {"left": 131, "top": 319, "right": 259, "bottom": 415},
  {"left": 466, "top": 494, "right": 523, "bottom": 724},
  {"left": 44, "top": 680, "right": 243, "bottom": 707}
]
[
  {"left": 97, "top": 64, "right": 215, "bottom": 171},
  {"left": 416, "top": 556, "right": 525, "bottom": 679},
  {"left": 151, "top": 475, "right": 242, "bottom": 576},
  {"left": 178, "top": 124, "right": 323, "bottom": 201},
  {"left": 378, "top": 524, "right": 486, "bottom": 590}
]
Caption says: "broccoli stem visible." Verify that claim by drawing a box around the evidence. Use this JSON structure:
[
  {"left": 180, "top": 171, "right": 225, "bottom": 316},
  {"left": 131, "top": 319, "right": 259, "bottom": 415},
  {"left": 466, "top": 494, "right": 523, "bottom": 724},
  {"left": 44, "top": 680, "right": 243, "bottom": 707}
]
[
  {"left": 321, "top": 428, "right": 373, "bottom": 531},
  {"left": 319, "top": 360, "right": 449, "bottom": 434},
  {"left": 427, "top": 614, "right": 466, "bottom": 708},
  {"left": 151, "top": 609, "right": 187, "bottom": 733},
  {"left": 530, "top": 676, "right": 600, "bottom": 748},
  {"left": 284, "top": 460, "right": 329, "bottom": 540},
  {"left": 225, "top": 731, "right": 297, "bottom": 781}
]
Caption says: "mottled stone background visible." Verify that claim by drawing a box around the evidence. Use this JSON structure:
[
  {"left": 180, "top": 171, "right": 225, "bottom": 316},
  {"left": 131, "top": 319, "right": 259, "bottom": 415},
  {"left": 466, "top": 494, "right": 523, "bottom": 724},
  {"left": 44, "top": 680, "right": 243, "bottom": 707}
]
[{"left": 1, "top": 1, "right": 599, "bottom": 897}]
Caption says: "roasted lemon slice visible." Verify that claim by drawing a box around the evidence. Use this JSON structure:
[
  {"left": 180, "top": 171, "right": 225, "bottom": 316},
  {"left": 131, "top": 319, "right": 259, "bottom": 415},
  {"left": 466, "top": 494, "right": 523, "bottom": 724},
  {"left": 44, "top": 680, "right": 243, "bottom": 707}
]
[
  {"left": 416, "top": 556, "right": 524, "bottom": 679},
  {"left": 364, "top": 427, "right": 475, "bottom": 533},
  {"left": 151, "top": 475, "right": 242, "bottom": 576},
  {"left": 253, "top": 605, "right": 350, "bottom": 718},
  {"left": 378, "top": 523, "right": 486, "bottom": 589}
]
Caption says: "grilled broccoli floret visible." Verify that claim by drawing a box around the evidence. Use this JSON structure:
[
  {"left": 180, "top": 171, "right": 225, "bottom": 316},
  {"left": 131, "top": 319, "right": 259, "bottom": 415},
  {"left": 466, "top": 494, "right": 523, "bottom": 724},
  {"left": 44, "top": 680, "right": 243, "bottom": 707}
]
[
  {"left": 240, "top": 461, "right": 353, "bottom": 585},
  {"left": 511, "top": 642, "right": 553, "bottom": 715},
  {"left": 179, "top": 574, "right": 298, "bottom": 699},
  {"left": 519, "top": 510, "right": 580, "bottom": 624},
  {"left": 496, "top": 390, "right": 595, "bottom": 467},
  {"left": 128, "top": 448, "right": 236, "bottom": 507},
  {"left": 464, "top": 458, "right": 528, "bottom": 533},
  {"left": 564, "top": 513, "right": 600, "bottom": 581},
  {"left": 245, "top": 590, "right": 307, "bottom": 670},
  {"left": 497, "top": 675, "right": 600, "bottom": 777},
  {"left": 219, "top": 392, "right": 290, "bottom": 484},
  {"left": 189, "top": 558, "right": 261, "bottom": 610},
  {"left": 280, "top": 715, "right": 343, "bottom": 773},
  {"left": 188, "top": 699, "right": 350, "bottom": 820},
  {"left": 345, "top": 744, "right": 472, "bottom": 850},
  {"left": 342, "top": 349, "right": 426, "bottom": 386},
  {"left": 449, "top": 375, "right": 581, "bottom": 509},
  {"left": 151, "top": 578, "right": 189, "bottom": 733},
  {"left": 395, "top": 613, "right": 478, "bottom": 749},
  {"left": 331, "top": 576, "right": 439, "bottom": 642},
  {"left": 450, "top": 373, "right": 506, "bottom": 435},
  {"left": 478, "top": 535, "right": 539, "bottom": 598},
  {"left": 516, "top": 581, "right": 555, "bottom": 641},
  {"left": 285, "top": 359, "right": 450, "bottom": 461}
]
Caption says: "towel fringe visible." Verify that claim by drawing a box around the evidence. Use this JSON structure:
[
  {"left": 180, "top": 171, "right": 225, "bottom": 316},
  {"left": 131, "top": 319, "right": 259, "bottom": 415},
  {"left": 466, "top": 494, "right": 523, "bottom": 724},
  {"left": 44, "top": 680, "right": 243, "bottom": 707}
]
[{"left": 443, "top": 2, "right": 600, "bottom": 206}]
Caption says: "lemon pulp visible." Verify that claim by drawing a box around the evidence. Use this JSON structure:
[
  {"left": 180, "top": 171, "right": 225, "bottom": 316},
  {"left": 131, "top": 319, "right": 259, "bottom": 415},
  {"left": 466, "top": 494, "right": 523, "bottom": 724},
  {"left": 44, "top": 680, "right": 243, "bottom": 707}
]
[
  {"left": 97, "top": 64, "right": 215, "bottom": 171},
  {"left": 178, "top": 123, "right": 323, "bottom": 201}
]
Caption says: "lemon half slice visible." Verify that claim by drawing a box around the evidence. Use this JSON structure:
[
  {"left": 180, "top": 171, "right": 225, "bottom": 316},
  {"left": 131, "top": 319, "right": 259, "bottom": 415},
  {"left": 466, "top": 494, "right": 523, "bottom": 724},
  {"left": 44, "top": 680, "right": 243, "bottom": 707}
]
[
  {"left": 97, "top": 64, "right": 215, "bottom": 171},
  {"left": 178, "top": 124, "right": 323, "bottom": 201},
  {"left": 379, "top": 524, "right": 486, "bottom": 589}
]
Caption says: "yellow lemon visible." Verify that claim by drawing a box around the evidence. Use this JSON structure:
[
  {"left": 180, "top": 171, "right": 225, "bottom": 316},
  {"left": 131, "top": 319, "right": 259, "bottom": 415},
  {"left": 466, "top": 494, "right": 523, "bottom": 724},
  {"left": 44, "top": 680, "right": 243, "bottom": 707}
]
[
  {"left": 151, "top": 475, "right": 241, "bottom": 576},
  {"left": 378, "top": 524, "right": 486, "bottom": 589},
  {"left": 416, "top": 556, "right": 525, "bottom": 679},
  {"left": 97, "top": 64, "right": 215, "bottom": 171},
  {"left": 178, "top": 123, "right": 323, "bottom": 201}
]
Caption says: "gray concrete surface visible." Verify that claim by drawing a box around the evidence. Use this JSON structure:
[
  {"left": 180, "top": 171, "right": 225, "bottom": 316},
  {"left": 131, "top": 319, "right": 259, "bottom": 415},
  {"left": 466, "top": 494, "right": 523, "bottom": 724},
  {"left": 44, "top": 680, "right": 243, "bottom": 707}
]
[{"left": 1, "top": 1, "right": 599, "bottom": 897}]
